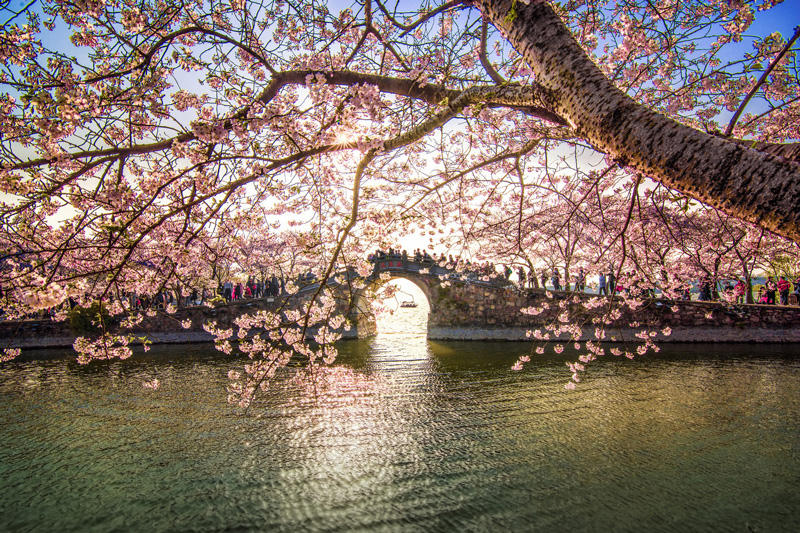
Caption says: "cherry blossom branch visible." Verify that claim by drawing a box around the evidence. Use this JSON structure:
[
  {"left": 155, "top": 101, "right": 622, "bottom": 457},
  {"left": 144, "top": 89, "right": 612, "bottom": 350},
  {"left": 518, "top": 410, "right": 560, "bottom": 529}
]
[
  {"left": 0, "top": 0, "right": 35, "bottom": 28},
  {"left": 479, "top": 0, "right": 800, "bottom": 242},
  {"left": 603, "top": 174, "right": 641, "bottom": 270},
  {"left": 36, "top": 25, "right": 276, "bottom": 90},
  {"left": 374, "top": 0, "right": 466, "bottom": 36},
  {"left": 3, "top": 71, "right": 565, "bottom": 174},
  {"left": 724, "top": 25, "right": 800, "bottom": 137},
  {"left": 392, "top": 139, "right": 542, "bottom": 218},
  {"left": 300, "top": 150, "right": 377, "bottom": 337},
  {"left": 480, "top": 16, "right": 506, "bottom": 84}
]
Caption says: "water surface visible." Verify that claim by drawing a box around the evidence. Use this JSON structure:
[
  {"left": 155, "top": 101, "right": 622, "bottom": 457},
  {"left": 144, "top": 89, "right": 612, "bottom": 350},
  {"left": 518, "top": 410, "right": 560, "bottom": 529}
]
[{"left": 1, "top": 321, "right": 799, "bottom": 531}]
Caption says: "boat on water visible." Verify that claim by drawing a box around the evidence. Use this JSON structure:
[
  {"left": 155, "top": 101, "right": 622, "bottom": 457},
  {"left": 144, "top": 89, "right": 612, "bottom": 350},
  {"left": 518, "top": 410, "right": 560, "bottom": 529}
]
[{"left": 400, "top": 300, "right": 418, "bottom": 308}]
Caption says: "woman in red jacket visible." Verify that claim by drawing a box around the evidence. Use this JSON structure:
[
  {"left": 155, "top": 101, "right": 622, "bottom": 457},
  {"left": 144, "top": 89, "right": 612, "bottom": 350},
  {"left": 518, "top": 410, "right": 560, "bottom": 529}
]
[
  {"left": 777, "top": 276, "right": 791, "bottom": 305},
  {"left": 734, "top": 279, "right": 746, "bottom": 304}
]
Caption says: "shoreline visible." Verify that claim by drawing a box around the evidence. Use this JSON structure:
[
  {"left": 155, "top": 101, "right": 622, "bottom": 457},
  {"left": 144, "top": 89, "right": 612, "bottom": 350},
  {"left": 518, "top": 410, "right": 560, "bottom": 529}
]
[{"left": 4, "top": 325, "right": 800, "bottom": 350}]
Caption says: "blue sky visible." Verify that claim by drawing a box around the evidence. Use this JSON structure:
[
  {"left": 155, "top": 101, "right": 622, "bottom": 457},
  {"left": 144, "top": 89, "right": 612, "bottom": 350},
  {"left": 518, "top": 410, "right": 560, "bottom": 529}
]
[
  {"left": 4, "top": 0, "right": 798, "bottom": 64},
  {"left": 726, "top": 0, "right": 800, "bottom": 57}
]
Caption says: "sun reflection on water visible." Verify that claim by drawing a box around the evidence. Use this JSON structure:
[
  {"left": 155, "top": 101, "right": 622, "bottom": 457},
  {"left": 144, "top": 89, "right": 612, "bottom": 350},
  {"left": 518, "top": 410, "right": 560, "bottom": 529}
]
[
  {"left": 264, "top": 279, "right": 442, "bottom": 501},
  {"left": 2, "top": 339, "right": 800, "bottom": 531}
]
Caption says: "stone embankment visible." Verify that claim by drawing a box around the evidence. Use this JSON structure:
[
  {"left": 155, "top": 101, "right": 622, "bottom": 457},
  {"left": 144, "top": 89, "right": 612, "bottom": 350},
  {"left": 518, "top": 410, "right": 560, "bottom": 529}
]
[
  {"left": 0, "top": 298, "right": 275, "bottom": 349},
  {"left": 3, "top": 277, "right": 800, "bottom": 349},
  {"left": 425, "top": 283, "right": 800, "bottom": 342}
]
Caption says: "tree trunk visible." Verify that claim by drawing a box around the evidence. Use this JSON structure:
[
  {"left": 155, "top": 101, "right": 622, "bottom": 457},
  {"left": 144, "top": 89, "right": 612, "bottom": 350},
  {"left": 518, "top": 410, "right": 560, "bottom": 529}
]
[{"left": 481, "top": 0, "right": 800, "bottom": 243}]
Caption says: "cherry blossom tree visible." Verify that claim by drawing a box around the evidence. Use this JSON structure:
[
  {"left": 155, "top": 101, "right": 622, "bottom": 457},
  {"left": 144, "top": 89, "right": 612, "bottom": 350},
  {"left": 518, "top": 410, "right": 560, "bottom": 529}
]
[{"left": 1, "top": 0, "right": 799, "bottom": 395}]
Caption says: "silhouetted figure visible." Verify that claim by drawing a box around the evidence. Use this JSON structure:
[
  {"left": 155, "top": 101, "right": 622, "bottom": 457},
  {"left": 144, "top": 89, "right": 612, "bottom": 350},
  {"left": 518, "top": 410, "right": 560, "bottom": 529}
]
[
  {"left": 551, "top": 269, "right": 561, "bottom": 291},
  {"left": 607, "top": 271, "right": 616, "bottom": 295}
]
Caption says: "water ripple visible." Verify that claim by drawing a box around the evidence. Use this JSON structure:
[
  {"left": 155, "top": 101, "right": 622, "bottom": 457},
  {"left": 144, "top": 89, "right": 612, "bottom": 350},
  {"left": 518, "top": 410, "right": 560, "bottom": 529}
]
[{"left": 1, "top": 341, "right": 800, "bottom": 531}]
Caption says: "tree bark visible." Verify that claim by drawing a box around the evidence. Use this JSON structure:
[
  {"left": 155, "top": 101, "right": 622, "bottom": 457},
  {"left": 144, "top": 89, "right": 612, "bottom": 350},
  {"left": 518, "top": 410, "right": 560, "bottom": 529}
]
[{"left": 480, "top": 0, "right": 800, "bottom": 243}]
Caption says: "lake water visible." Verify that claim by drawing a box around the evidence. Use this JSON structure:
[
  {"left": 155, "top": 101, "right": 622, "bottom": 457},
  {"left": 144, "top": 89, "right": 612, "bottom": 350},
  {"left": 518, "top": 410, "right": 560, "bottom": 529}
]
[{"left": 1, "top": 303, "right": 800, "bottom": 531}]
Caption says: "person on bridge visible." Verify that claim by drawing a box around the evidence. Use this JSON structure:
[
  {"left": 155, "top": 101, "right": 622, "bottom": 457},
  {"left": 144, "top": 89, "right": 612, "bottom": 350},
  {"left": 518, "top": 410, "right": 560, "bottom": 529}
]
[
  {"left": 778, "top": 276, "right": 791, "bottom": 305},
  {"left": 607, "top": 271, "right": 616, "bottom": 295},
  {"left": 517, "top": 267, "right": 526, "bottom": 290},
  {"left": 698, "top": 277, "right": 711, "bottom": 301},
  {"left": 271, "top": 275, "right": 279, "bottom": 297},
  {"left": 551, "top": 269, "right": 561, "bottom": 291},
  {"left": 757, "top": 286, "right": 768, "bottom": 304},
  {"left": 794, "top": 276, "right": 800, "bottom": 306},
  {"left": 576, "top": 268, "right": 586, "bottom": 292},
  {"left": 734, "top": 279, "right": 746, "bottom": 304},
  {"left": 765, "top": 276, "right": 777, "bottom": 305}
]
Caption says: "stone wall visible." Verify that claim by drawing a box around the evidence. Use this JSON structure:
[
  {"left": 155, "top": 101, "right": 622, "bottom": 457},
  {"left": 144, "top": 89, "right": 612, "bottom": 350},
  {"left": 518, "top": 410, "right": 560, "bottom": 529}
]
[
  {"left": 3, "top": 275, "right": 800, "bottom": 349},
  {"left": 0, "top": 297, "right": 287, "bottom": 349},
  {"left": 421, "top": 282, "right": 800, "bottom": 342}
]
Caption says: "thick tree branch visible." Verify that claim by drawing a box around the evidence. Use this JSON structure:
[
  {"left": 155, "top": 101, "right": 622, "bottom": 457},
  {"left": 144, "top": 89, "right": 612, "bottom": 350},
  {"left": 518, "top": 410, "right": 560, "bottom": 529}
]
[
  {"left": 4, "top": 71, "right": 565, "bottom": 173},
  {"left": 730, "top": 139, "right": 800, "bottom": 165},
  {"left": 480, "top": 0, "right": 800, "bottom": 243}
]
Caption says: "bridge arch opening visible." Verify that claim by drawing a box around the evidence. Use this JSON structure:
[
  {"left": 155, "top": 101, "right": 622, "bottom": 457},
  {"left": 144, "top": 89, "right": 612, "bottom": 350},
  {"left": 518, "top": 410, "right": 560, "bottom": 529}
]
[
  {"left": 372, "top": 278, "right": 432, "bottom": 335},
  {"left": 358, "top": 277, "right": 435, "bottom": 370},
  {"left": 350, "top": 273, "right": 434, "bottom": 338}
]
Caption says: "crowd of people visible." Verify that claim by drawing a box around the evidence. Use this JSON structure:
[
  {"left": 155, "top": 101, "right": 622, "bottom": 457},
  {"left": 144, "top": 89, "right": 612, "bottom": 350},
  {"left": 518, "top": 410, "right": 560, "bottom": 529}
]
[
  {"left": 369, "top": 249, "right": 632, "bottom": 296},
  {"left": 111, "top": 267, "right": 800, "bottom": 313},
  {"left": 369, "top": 248, "right": 500, "bottom": 278},
  {"left": 120, "top": 274, "right": 289, "bottom": 312},
  {"left": 218, "top": 275, "right": 284, "bottom": 302},
  {"left": 748, "top": 275, "right": 799, "bottom": 305},
  {"left": 369, "top": 248, "right": 800, "bottom": 306}
]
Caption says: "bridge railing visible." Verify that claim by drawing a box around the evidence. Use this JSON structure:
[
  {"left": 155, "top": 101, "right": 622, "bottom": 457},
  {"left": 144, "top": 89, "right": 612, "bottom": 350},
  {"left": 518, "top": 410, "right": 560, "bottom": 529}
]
[{"left": 368, "top": 255, "right": 515, "bottom": 289}]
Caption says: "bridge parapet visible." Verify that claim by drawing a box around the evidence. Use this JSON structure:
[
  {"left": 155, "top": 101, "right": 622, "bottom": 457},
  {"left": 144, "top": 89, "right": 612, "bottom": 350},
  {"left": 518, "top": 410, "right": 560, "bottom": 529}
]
[{"left": 370, "top": 256, "right": 455, "bottom": 279}]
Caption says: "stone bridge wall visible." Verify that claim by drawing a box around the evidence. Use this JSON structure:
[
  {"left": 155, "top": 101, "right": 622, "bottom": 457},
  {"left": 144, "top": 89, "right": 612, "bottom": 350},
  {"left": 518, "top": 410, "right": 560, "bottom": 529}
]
[
  {"left": 3, "top": 273, "right": 800, "bottom": 349},
  {"left": 0, "top": 297, "right": 293, "bottom": 349},
  {"left": 421, "top": 282, "right": 800, "bottom": 342}
]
